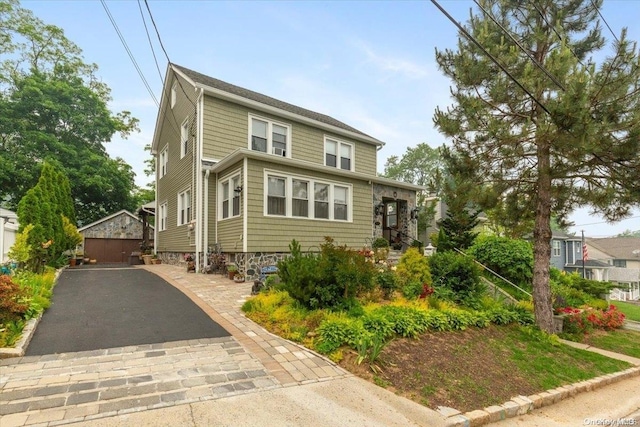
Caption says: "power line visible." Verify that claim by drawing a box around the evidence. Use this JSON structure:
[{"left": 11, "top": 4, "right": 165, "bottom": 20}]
[
  {"left": 430, "top": 0, "right": 553, "bottom": 117},
  {"left": 100, "top": 0, "right": 158, "bottom": 107},
  {"left": 473, "top": 0, "right": 566, "bottom": 91},
  {"left": 137, "top": 0, "right": 164, "bottom": 86},
  {"left": 590, "top": 0, "right": 619, "bottom": 43}
]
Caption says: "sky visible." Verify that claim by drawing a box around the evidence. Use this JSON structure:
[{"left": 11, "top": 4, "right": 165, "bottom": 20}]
[{"left": 21, "top": 0, "right": 640, "bottom": 238}]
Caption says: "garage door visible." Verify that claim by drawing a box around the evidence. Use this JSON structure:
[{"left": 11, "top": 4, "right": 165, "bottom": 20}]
[{"left": 84, "top": 239, "right": 145, "bottom": 264}]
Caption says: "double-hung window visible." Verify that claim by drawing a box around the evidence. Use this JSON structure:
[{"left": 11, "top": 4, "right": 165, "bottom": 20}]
[
  {"left": 267, "top": 176, "right": 286, "bottom": 216},
  {"left": 159, "top": 203, "right": 167, "bottom": 231},
  {"left": 220, "top": 174, "right": 241, "bottom": 219},
  {"left": 292, "top": 179, "right": 308, "bottom": 217},
  {"left": 552, "top": 240, "right": 561, "bottom": 257},
  {"left": 159, "top": 147, "right": 168, "bottom": 177},
  {"left": 178, "top": 189, "right": 191, "bottom": 226},
  {"left": 180, "top": 118, "right": 189, "bottom": 158},
  {"left": 250, "top": 116, "right": 290, "bottom": 157},
  {"left": 325, "top": 138, "right": 353, "bottom": 171},
  {"left": 265, "top": 172, "right": 350, "bottom": 221}
]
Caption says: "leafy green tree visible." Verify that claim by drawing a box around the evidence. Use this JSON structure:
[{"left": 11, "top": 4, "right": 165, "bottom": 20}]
[
  {"left": 433, "top": 0, "right": 640, "bottom": 332},
  {"left": 0, "top": 0, "right": 139, "bottom": 224}
]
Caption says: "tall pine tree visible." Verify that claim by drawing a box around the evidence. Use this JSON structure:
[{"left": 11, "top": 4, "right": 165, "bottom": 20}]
[{"left": 433, "top": 0, "right": 640, "bottom": 332}]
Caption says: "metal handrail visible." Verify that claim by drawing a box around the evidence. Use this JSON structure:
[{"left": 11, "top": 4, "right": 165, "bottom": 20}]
[{"left": 453, "top": 247, "right": 532, "bottom": 298}]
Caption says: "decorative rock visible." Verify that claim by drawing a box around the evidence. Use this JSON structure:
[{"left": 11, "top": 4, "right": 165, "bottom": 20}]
[
  {"left": 483, "top": 405, "right": 506, "bottom": 422},
  {"left": 511, "top": 395, "right": 533, "bottom": 415},
  {"left": 500, "top": 400, "right": 519, "bottom": 418},
  {"left": 444, "top": 415, "right": 469, "bottom": 427},
  {"left": 465, "top": 409, "right": 491, "bottom": 427}
]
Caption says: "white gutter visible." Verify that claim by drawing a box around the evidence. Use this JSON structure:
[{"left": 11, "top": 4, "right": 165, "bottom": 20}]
[
  {"left": 204, "top": 169, "right": 210, "bottom": 270},
  {"left": 243, "top": 157, "right": 248, "bottom": 253},
  {"left": 195, "top": 88, "right": 204, "bottom": 272}
]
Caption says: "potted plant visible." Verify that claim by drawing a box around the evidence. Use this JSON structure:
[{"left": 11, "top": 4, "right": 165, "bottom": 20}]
[
  {"left": 227, "top": 265, "right": 238, "bottom": 280},
  {"left": 185, "top": 254, "right": 195, "bottom": 272},
  {"left": 233, "top": 273, "right": 244, "bottom": 283},
  {"left": 372, "top": 237, "right": 390, "bottom": 261},
  {"left": 152, "top": 254, "right": 162, "bottom": 264}
]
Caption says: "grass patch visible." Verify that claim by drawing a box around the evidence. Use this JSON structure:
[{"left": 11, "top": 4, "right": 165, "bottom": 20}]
[
  {"left": 611, "top": 301, "right": 640, "bottom": 322},
  {"left": 582, "top": 329, "right": 640, "bottom": 359}
]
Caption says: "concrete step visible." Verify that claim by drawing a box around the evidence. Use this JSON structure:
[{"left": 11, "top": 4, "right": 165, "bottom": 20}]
[{"left": 0, "top": 337, "right": 278, "bottom": 425}]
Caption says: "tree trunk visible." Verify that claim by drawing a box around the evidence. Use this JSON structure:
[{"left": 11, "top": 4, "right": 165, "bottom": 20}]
[{"left": 533, "top": 138, "right": 554, "bottom": 333}]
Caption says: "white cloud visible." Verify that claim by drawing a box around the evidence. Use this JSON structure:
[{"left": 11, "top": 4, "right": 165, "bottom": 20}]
[{"left": 352, "top": 40, "right": 431, "bottom": 79}]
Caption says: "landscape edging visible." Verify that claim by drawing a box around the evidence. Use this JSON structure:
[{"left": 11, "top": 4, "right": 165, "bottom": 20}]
[{"left": 442, "top": 366, "right": 640, "bottom": 426}]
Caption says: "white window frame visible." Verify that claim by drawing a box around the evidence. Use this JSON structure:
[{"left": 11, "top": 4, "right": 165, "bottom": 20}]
[
  {"left": 159, "top": 202, "right": 167, "bottom": 231},
  {"left": 248, "top": 114, "right": 291, "bottom": 158},
  {"left": 159, "top": 146, "right": 168, "bottom": 178},
  {"left": 219, "top": 172, "right": 241, "bottom": 220},
  {"left": 177, "top": 189, "right": 191, "bottom": 226},
  {"left": 324, "top": 137, "right": 354, "bottom": 171},
  {"left": 180, "top": 118, "right": 189, "bottom": 158},
  {"left": 263, "top": 170, "right": 351, "bottom": 222},
  {"left": 552, "top": 240, "right": 561, "bottom": 257},
  {"left": 171, "top": 82, "right": 177, "bottom": 108}
]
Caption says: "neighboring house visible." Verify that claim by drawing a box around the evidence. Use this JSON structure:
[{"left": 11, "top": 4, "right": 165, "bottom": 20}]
[
  {"left": 78, "top": 210, "right": 153, "bottom": 264},
  {"left": 151, "top": 64, "right": 423, "bottom": 277},
  {"left": 549, "top": 231, "right": 612, "bottom": 281},
  {"left": 586, "top": 237, "right": 640, "bottom": 301},
  {"left": 0, "top": 208, "right": 19, "bottom": 263}
]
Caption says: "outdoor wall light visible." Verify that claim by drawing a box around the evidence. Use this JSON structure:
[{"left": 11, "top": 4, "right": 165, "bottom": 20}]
[
  {"left": 234, "top": 185, "right": 243, "bottom": 195},
  {"left": 411, "top": 207, "right": 420, "bottom": 220},
  {"left": 374, "top": 202, "right": 385, "bottom": 216}
]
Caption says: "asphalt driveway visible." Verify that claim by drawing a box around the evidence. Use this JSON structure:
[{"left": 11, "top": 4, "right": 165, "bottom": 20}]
[{"left": 26, "top": 266, "right": 229, "bottom": 355}]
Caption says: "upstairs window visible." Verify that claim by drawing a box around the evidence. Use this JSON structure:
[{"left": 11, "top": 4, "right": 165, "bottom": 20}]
[
  {"left": 250, "top": 116, "right": 290, "bottom": 157},
  {"left": 552, "top": 240, "right": 561, "bottom": 257},
  {"left": 178, "top": 189, "right": 191, "bottom": 226},
  {"left": 180, "top": 118, "right": 189, "bottom": 158},
  {"left": 159, "top": 147, "right": 168, "bottom": 178},
  {"left": 325, "top": 138, "right": 353, "bottom": 171}
]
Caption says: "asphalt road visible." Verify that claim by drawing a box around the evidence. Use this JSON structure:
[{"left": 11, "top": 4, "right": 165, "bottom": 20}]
[{"left": 26, "top": 266, "right": 229, "bottom": 355}]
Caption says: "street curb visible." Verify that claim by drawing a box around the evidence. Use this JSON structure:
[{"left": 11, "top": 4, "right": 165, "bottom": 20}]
[
  {"left": 0, "top": 267, "right": 64, "bottom": 359},
  {"left": 441, "top": 366, "right": 640, "bottom": 426}
]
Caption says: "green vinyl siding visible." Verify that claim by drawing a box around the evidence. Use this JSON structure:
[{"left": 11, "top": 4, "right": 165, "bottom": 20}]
[
  {"left": 213, "top": 161, "right": 244, "bottom": 251},
  {"left": 245, "top": 158, "right": 372, "bottom": 252},
  {"left": 156, "top": 73, "right": 198, "bottom": 252},
  {"left": 201, "top": 95, "right": 377, "bottom": 175}
]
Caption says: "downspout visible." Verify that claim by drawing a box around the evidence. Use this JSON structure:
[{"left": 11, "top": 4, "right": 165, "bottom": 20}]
[
  {"left": 195, "top": 88, "right": 204, "bottom": 272},
  {"left": 204, "top": 169, "right": 210, "bottom": 270},
  {"left": 243, "top": 157, "right": 248, "bottom": 253}
]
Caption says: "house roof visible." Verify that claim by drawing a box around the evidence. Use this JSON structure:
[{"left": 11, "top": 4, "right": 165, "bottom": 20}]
[
  {"left": 587, "top": 237, "right": 640, "bottom": 260},
  {"left": 171, "top": 64, "right": 384, "bottom": 147},
  {"left": 565, "top": 259, "right": 612, "bottom": 268},
  {"left": 78, "top": 210, "right": 152, "bottom": 232},
  {"left": 551, "top": 231, "right": 580, "bottom": 240}
]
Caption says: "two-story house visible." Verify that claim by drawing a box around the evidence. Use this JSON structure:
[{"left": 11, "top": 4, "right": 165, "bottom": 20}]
[
  {"left": 586, "top": 237, "right": 640, "bottom": 300},
  {"left": 151, "top": 64, "right": 423, "bottom": 278},
  {"left": 549, "top": 231, "right": 611, "bottom": 281}
]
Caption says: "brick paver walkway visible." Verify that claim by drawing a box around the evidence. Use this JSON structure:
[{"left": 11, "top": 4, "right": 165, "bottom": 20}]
[{"left": 0, "top": 264, "right": 349, "bottom": 426}]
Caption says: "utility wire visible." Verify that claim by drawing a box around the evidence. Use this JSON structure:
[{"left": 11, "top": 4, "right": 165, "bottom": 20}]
[
  {"left": 143, "top": 0, "right": 196, "bottom": 109},
  {"left": 430, "top": 0, "right": 553, "bottom": 117},
  {"left": 100, "top": 0, "right": 159, "bottom": 107},
  {"left": 137, "top": 0, "right": 164, "bottom": 86},
  {"left": 590, "top": 0, "right": 620, "bottom": 43},
  {"left": 474, "top": 0, "right": 566, "bottom": 91}
]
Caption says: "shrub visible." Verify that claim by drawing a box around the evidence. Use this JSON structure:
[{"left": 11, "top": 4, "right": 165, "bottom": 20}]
[
  {"left": 467, "top": 235, "right": 533, "bottom": 287},
  {"left": 429, "top": 251, "right": 485, "bottom": 306},
  {"left": 376, "top": 269, "right": 398, "bottom": 299},
  {"left": 315, "top": 315, "right": 366, "bottom": 353},
  {"left": 396, "top": 248, "right": 431, "bottom": 289},
  {"left": 0, "top": 275, "right": 29, "bottom": 324},
  {"left": 372, "top": 238, "right": 390, "bottom": 249}
]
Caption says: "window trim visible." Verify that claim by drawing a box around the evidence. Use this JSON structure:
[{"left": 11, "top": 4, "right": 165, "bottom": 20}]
[
  {"left": 177, "top": 188, "right": 191, "bottom": 226},
  {"left": 171, "top": 81, "right": 177, "bottom": 108},
  {"left": 552, "top": 240, "right": 561, "bottom": 257},
  {"left": 219, "top": 172, "right": 242, "bottom": 220},
  {"left": 263, "top": 170, "right": 352, "bottom": 222},
  {"left": 159, "top": 202, "right": 168, "bottom": 232},
  {"left": 248, "top": 114, "right": 291, "bottom": 158},
  {"left": 180, "top": 118, "right": 189, "bottom": 158},
  {"left": 324, "top": 137, "right": 354, "bottom": 171},
  {"left": 159, "top": 146, "right": 168, "bottom": 178}
]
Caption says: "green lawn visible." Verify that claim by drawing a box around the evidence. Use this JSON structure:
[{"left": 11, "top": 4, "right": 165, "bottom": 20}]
[
  {"left": 583, "top": 329, "right": 640, "bottom": 359},
  {"left": 611, "top": 301, "right": 640, "bottom": 322}
]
